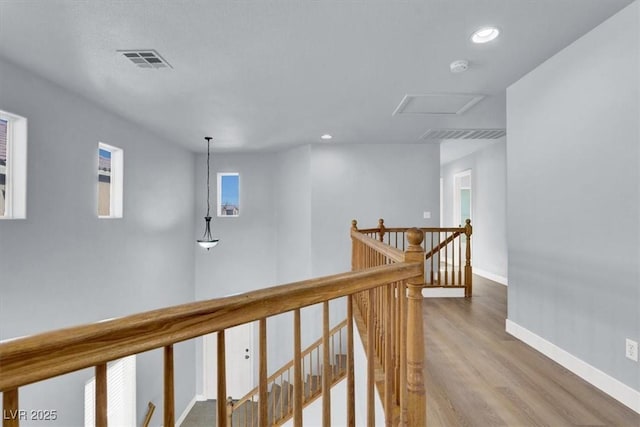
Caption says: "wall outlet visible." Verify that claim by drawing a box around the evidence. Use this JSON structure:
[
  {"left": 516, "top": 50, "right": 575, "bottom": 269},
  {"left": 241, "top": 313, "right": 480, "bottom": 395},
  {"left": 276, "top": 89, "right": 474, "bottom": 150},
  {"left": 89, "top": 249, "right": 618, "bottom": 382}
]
[
  {"left": 423, "top": 211, "right": 431, "bottom": 219},
  {"left": 625, "top": 338, "right": 638, "bottom": 362}
]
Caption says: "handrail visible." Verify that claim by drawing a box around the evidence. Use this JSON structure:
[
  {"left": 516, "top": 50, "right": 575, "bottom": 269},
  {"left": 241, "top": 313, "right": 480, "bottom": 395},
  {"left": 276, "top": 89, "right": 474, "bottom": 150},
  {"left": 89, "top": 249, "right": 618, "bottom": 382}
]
[
  {"left": 350, "top": 229, "right": 404, "bottom": 263},
  {"left": 352, "top": 218, "right": 473, "bottom": 294},
  {"left": 350, "top": 223, "right": 427, "bottom": 426},
  {"left": 0, "top": 262, "right": 421, "bottom": 392},
  {"left": 424, "top": 230, "right": 462, "bottom": 260}
]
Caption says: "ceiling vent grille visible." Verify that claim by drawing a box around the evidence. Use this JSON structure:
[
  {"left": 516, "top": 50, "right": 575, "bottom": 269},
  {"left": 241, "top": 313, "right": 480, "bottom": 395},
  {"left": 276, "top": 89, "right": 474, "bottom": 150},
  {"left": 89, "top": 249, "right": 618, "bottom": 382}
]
[
  {"left": 118, "top": 49, "right": 173, "bottom": 69},
  {"left": 392, "top": 93, "right": 485, "bottom": 116},
  {"left": 421, "top": 128, "right": 506, "bottom": 140}
]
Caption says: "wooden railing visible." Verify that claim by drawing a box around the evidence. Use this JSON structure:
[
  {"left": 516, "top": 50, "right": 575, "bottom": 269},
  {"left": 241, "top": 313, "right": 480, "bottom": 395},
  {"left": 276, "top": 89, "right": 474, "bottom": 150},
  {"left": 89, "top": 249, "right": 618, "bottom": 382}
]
[
  {"left": 350, "top": 222, "right": 426, "bottom": 426},
  {"left": 354, "top": 218, "right": 473, "bottom": 297},
  {"left": 229, "top": 321, "right": 348, "bottom": 426},
  {"left": 0, "top": 236, "right": 426, "bottom": 426}
]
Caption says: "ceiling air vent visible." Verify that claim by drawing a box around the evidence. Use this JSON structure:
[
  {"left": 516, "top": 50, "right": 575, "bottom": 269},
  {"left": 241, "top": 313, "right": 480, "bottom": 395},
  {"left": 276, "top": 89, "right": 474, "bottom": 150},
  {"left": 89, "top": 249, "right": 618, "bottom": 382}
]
[
  {"left": 392, "top": 93, "right": 485, "bottom": 116},
  {"left": 118, "top": 49, "right": 173, "bottom": 69},
  {"left": 421, "top": 128, "right": 506, "bottom": 140}
]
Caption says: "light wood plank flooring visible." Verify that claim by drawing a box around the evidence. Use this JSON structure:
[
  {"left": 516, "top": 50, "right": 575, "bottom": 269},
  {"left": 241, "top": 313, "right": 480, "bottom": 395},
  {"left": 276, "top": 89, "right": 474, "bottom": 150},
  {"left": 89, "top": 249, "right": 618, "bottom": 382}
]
[{"left": 424, "top": 275, "right": 639, "bottom": 427}]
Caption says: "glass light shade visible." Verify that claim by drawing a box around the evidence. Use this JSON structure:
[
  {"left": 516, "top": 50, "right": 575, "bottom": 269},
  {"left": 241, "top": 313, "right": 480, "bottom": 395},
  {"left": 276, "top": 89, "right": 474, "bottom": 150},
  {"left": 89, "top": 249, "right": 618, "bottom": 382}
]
[
  {"left": 197, "top": 240, "right": 219, "bottom": 249},
  {"left": 197, "top": 216, "right": 219, "bottom": 250},
  {"left": 471, "top": 27, "right": 500, "bottom": 44}
]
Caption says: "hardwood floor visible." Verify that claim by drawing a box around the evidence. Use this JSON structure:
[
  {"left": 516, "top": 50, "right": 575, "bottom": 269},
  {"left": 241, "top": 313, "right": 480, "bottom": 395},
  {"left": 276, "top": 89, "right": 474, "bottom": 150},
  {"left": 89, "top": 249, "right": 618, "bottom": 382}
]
[{"left": 424, "top": 275, "right": 639, "bottom": 427}]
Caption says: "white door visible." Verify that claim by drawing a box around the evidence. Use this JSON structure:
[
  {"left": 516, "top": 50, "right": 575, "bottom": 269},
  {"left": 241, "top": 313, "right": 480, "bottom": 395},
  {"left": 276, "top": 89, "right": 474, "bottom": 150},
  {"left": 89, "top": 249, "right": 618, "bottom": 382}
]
[{"left": 204, "top": 322, "right": 255, "bottom": 399}]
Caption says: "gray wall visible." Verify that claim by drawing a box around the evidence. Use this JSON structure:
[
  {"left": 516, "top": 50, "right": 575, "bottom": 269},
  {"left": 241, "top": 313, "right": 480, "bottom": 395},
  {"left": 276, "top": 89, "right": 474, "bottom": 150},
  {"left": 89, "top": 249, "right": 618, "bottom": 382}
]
[
  {"left": 0, "top": 58, "right": 196, "bottom": 425},
  {"left": 193, "top": 152, "right": 278, "bottom": 390},
  {"left": 507, "top": 1, "right": 639, "bottom": 391},
  {"left": 193, "top": 142, "right": 441, "bottom": 390},
  {"left": 310, "top": 143, "right": 441, "bottom": 277},
  {"left": 441, "top": 139, "right": 508, "bottom": 281}
]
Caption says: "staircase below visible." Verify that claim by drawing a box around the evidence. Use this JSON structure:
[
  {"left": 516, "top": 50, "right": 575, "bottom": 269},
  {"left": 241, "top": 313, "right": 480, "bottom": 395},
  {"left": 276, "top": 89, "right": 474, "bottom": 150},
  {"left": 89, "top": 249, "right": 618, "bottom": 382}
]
[{"left": 181, "top": 355, "right": 346, "bottom": 427}]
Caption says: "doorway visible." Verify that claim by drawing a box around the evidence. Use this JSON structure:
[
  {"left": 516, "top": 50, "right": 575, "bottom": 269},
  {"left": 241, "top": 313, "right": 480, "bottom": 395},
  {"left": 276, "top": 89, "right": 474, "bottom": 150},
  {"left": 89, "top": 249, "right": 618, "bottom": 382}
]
[
  {"left": 203, "top": 322, "right": 255, "bottom": 399},
  {"left": 453, "top": 169, "right": 472, "bottom": 227}
]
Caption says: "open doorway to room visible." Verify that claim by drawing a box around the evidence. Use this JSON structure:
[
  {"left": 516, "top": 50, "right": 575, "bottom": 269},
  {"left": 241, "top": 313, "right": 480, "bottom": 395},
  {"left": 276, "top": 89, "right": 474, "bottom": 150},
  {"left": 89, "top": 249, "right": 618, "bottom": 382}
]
[{"left": 453, "top": 169, "right": 472, "bottom": 228}]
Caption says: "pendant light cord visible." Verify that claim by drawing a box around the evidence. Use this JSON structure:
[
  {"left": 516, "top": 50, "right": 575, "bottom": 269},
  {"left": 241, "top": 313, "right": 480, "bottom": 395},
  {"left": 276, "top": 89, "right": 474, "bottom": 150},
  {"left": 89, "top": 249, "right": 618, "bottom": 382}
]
[{"left": 205, "top": 137, "right": 211, "bottom": 217}]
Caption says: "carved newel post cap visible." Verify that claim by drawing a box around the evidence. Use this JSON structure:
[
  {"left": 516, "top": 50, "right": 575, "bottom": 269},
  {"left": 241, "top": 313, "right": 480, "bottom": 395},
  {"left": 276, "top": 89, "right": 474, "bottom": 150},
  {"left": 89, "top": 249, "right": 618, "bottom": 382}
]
[
  {"left": 378, "top": 218, "right": 384, "bottom": 226},
  {"left": 351, "top": 219, "right": 358, "bottom": 230},
  {"left": 406, "top": 228, "right": 424, "bottom": 247},
  {"left": 465, "top": 219, "right": 471, "bottom": 225}
]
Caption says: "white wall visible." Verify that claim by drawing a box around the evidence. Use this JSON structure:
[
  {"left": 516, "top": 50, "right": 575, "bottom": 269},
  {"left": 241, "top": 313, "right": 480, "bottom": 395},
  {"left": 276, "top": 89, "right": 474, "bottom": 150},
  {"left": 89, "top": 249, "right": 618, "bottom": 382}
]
[
  {"left": 507, "top": 1, "right": 639, "bottom": 392},
  {"left": 0, "top": 58, "right": 196, "bottom": 426},
  {"left": 441, "top": 139, "right": 508, "bottom": 283}
]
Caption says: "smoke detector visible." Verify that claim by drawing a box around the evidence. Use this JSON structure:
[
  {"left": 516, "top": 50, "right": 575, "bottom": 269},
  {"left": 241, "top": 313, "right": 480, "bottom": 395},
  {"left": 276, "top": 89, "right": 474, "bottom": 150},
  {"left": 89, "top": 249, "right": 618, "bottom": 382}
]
[{"left": 450, "top": 60, "right": 469, "bottom": 73}]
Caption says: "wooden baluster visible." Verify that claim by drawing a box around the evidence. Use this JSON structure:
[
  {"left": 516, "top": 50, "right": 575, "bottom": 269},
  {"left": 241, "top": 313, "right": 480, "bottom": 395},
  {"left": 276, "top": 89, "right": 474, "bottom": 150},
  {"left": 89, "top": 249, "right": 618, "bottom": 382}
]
[
  {"left": 430, "top": 232, "right": 435, "bottom": 285},
  {"left": 218, "top": 331, "right": 228, "bottom": 427},
  {"left": 346, "top": 295, "right": 356, "bottom": 426},
  {"left": 96, "top": 363, "right": 108, "bottom": 427},
  {"left": 226, "top": 397, "right": 234, "bottom": 427},
  {"left": 378, "top": 218, "right": 386, "bottom": 242},
  {"left": 457, "top": 232, "right": 462, "bottom": 284},
  {"left": 293, "top": 309, "right": 303, "bottom": 426},
  {"left": 464, "top": 219, "right": 473, "bottom": 297},
  {"left": 367, "top": 288, "right": 375, "bottom": 427},
  {"left": 384, "top": 283, "right": 393, "bottom": 426},
  {"left": 3, "top": 389, "right": 19, "bottom": 427},
  {"left": 164, "top": 345, "right": 175, "bottom": 427},
  {"left": 322, "top": 301, "right": 331, "bottom": 427},
  {"left": 404, "top": 228, "right": 426, "bottom": 426},
  {"left": 394, "top": 282, "right": 401, "bottom": 405},
  {"left": 399, "top": 281, "right": 408, "bottom": 424},
  {"left": 444, "top": 232, "right": 449, "bottom": 286},
  {"left": 259, "top": 319, "right": 268, "bottom": 427}
]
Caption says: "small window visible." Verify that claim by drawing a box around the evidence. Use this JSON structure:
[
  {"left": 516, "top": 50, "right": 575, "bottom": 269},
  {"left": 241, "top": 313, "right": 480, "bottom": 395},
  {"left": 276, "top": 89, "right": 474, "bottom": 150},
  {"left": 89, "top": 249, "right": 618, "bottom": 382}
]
[
  {"left": 0, "top": 110, "right": 27, "bottom": 219},
  {"left": 98, "top": 143, "right": 123, "bottom": 218},
  {"left": 218, "top": 173, "right": 239, "bottom": 217}
]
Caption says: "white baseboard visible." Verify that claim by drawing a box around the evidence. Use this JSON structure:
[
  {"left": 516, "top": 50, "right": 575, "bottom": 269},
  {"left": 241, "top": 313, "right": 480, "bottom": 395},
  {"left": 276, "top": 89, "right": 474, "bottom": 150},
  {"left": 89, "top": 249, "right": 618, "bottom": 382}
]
[
  {"left": 422, "top": 287, "right": 465, "bottom": 298},
  {"left": 505, "top": 319, "right": 640, "bottom": 414},
  {"left": 474, "top": 267, "right": 508, "bottom": 286},
  {"left": 176, "top": 395, "right": 202, "bottom": 426}
]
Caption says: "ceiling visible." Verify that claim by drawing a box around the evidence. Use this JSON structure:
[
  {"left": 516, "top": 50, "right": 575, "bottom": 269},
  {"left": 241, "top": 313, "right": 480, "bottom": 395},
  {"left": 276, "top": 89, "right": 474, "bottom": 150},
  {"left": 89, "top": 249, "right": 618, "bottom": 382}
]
[{"left": 0, "top": 0, "right": 633, "bottom": 153}]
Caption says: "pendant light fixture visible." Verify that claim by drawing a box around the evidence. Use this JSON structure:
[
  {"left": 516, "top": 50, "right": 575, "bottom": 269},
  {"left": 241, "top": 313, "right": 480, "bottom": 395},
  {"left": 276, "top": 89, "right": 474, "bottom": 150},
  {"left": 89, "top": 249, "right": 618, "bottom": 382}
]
[{"left": 197, "top": 137, "right": 219, "bottom": 250}]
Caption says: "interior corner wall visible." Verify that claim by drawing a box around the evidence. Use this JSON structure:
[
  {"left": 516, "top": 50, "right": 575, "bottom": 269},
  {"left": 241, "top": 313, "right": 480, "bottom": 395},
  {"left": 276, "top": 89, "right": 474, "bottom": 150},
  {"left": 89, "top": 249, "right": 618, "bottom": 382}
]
[
  {"left": 506, "top": 1, "right": 639, "bottom": 392},
  {"left": 0, "top": 58, "right": 196, "bottom": 425},
  {"left": 441, "top": 139, "right": 508, "bottom": 282},
  {"left": 193, "top": 152, "right": 278, "bottom": 392}
]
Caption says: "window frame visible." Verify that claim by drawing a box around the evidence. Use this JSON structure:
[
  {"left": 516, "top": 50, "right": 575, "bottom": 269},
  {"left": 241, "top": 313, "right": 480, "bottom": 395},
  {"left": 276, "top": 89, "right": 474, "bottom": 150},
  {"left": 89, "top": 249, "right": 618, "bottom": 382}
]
[
  {"left": 0, "top": 110, "right": 27, "bottom": 220},
  {"left": 217, "top": 172, "right": 240, "bottom": 217},
  {"left": 97, "top": 142, "right": 124, "bottom": 219}
]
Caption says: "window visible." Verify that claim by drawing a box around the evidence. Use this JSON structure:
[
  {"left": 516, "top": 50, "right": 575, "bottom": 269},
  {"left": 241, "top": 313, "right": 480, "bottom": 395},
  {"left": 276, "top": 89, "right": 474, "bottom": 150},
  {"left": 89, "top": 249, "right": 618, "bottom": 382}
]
[
  {"left": 98, "top": 143, "right": 123, "bottom": 218},
  {"left": 217, "top": 173, "right": 239, "bottom": 217},
  {"left": 0, "top": 110, "right": 27, "bottom": 219},
  {"left": 84, "top": 355, "right": 136, "bottom": 427}
]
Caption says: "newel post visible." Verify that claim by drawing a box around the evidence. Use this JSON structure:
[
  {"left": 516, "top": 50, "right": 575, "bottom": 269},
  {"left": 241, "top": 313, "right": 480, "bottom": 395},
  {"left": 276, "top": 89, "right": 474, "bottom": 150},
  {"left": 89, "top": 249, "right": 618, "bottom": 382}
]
[
  {"left": 378, "top": 218, "right": 386, "bottom": 242},
  {"left": 403, "top": 228, "right": 426, "bottom": 427},
  {"left": 464, "top": 219, "right": 473, "bottom": 297}
]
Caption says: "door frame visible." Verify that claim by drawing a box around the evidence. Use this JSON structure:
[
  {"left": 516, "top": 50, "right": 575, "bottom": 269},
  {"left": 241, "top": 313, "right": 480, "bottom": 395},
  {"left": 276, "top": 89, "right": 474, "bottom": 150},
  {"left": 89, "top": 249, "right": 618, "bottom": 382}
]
[
  {"left": 203, "top": 322, "right": 255, "bottom": 399},
  {"left": 453, "top": 169, "right": 472, "bottom": 226}
]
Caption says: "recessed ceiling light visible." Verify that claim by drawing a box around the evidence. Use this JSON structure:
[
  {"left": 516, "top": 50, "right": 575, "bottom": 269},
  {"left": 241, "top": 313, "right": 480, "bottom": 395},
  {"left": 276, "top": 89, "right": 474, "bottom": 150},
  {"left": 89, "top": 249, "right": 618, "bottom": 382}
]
[
  {"left": 471, "top": 27, "right": 500, "bottom": 44},
  {"left": 320, "top": 134, "right": 333, "bottom": 140}
]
